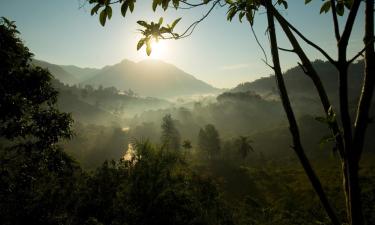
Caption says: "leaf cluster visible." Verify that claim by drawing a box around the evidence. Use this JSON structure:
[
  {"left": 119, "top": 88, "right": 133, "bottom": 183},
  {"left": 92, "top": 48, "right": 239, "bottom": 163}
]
[{"left": 304, "top": 0, "right": 353, "bottom": 15}]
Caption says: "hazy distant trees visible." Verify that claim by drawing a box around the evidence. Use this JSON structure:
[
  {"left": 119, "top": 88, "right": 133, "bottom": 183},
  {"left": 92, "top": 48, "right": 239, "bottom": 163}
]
[
  {"left": 160, "top": 114, "right": 181, "bottom": 150},
  {"left": 235, "top": 136, "right": 253, "bottom": 159},
  {"left": 198, "top": 124, "right": 221, "bottom": 160}
]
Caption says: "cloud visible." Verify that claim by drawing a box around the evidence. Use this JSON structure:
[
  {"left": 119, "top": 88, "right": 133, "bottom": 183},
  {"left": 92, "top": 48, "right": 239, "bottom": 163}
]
[{"left": 219, "top": 63, "right": 250, "bottom": 70}]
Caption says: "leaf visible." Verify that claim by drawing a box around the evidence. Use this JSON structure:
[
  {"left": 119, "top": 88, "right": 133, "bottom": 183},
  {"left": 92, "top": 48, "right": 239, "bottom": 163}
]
[
  {"left": 137, "top": 38, "right": 145, "bottom": 50},
  {"left": 239, "top": 12, "right": 245, "bottom": 23},
  {"left": 91, "top": 4, "right": 101, "bottom": 15},
  {"left": 158, "top": 17, "right": 164, "bottom": 26},
  {"left": 99, "top": 9, "right": 107, "bottom": 26},
  {"left": 320, "top": 1, "right": 331, "bottom": 14},
  {"left": 171, "top": 18, "right": 181, "bottom": 30},
  {"left": 172, "top": 0, "right": 179, "bottom": 9},
  {"left": 227, "top": 7, "right": 237, "bottom": 22},
  {"left": 106, "top": 6, "right": 112, "bottom": 19},
  {"left": 282, "top": 1, "right": 288, "bottom": 9},
  {"left": 246, "top": 11, "right": 254, "bottom": 26},
  {"left": 152, "top": 0, "right": 159, "bottom": 11},
  {"left": 305, "top": 0, "right": 312, "bottom": 4},
  {"left": 146, "top": 39, "right": 152, "bottom": 56},
  {"left": 336, "top": 2, "right": 344, "bottom": 16},
  {"left": 128, "top": 0, "right": 135, "bottom": 12},
  {"left": 137, "top": 20, "right": 148, "bottom": 28},
  {"left": 121, "top": 2, "right": 128, "bottom": 17}
]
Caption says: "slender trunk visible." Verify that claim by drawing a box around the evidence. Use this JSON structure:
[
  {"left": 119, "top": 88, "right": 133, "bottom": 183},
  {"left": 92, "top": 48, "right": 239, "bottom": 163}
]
[
  {"left": 353, "top": 0, "right": 375, "bottom": 159},
  {"left": 350, "top": 0, "right": 375, "bottom": 224},
  {"left": 270, "top": 8, "right": 351, "bottom": 222},
  {"left": 271, "top": 5, "right": 345, "bottom": 159},
  {"left": 264, "top": 1, "right": 340, "bottom": 224}
]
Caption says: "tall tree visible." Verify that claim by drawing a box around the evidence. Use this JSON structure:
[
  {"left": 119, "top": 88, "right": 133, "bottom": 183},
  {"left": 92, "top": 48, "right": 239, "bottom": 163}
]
[
  {"left": 160, "top": 114, "right": 181, "bottom": 150},
  {"left": 0, "top": 17, "right": 79, "bottom": 225},
  {"left": 235, "top": 136, "right": 253, "bottom": 159},
  {"left": 198, "top": 124, "right": 221, "bottom": 160}
]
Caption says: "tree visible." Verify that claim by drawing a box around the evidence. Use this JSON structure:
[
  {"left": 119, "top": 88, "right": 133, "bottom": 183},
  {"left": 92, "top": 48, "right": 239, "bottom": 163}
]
[
  {"left": 235, "top": 136, "right": 253, "bottom": 159},
  {"left": 87, "top": 1, "right": 374, "bottom": 224},
  {"left": 0, "top": 17, "right": 79, "bottom": 225},
  {"left": 198, "top": 124, "right": 221, "bottom": 160},
  {"left": 160, "top": 114, "right": 181, "bottom": 150},
  {"left": 182, "top": 139, "right": 192, "bottom": 150}
]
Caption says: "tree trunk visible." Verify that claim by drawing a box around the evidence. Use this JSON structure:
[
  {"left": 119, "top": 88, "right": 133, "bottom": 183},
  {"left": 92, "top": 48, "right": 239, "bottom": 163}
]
[{"left": 263, "top": 1, "right": 340, "bottom": 224}]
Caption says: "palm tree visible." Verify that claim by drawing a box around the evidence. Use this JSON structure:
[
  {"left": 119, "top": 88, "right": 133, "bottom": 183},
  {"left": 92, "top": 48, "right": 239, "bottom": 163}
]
[{"left": 235, "top": 136, "right": 254, "bottom": 159}]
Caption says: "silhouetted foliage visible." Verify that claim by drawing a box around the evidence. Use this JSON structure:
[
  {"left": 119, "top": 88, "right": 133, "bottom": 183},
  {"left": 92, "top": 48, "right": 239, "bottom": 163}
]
[
  {"left": 161, "top": 114, "right": 181, "bottom": 150},
  {"left": 198, "top": 124, "right": 221, "bottom": 160},
  {"left": 0, "top": 17, "right": 80, "bottom": 225}
]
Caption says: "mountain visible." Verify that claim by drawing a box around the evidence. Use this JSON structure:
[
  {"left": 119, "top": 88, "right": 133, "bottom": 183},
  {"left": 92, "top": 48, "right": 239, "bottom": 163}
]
[
  {"left": 231, "top": 60, "right": 364, "bottom": 101},
  {"left": 32, "top": 59, "right": 79, "bottom": 85},
  {"left": 83, "top": 59, "right": 219, "bottom": 98},
  {"left": 59, "top": 65, "right": 100, "bottom": 82}
]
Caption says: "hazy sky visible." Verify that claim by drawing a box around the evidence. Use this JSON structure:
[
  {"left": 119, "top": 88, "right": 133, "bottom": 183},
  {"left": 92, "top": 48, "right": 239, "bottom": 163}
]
[{"left": 0, "top": 0, "right": 365, "bottom": 88}]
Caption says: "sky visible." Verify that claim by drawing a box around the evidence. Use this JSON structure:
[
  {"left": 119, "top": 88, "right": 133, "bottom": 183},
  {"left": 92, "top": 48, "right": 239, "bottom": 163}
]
[{"left": 0, "top": 0, "right": 366, "bottom": 88}]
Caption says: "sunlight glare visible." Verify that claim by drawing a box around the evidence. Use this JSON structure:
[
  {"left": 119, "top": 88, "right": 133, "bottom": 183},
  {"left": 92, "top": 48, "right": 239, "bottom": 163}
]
[{"left": 149, "top": 39, "right": 168, "bottom": 59}]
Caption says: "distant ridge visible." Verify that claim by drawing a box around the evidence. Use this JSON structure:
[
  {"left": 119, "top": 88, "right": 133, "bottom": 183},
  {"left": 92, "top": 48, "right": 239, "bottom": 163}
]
[
  {"left": 32, "top": 59, "right": 79, "bottom": 85},
  {"left": 82, "top": 59, "right": 219, "bottom": 98},
  {"left": 33, "top": 58, "right": 219, "bottom": 98},
  {"left": 230, "top": 60, "right": 364, "bottom": 101}
]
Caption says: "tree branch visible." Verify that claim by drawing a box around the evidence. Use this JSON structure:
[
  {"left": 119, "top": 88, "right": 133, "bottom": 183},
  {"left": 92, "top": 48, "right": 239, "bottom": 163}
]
[
  {"left": 264, "top": 2, "right": 341, "bottom": 224},
  {"left": 330, "top": 0, "right": 341, "bottom": 41},
  {"left": 280, "top": 13, "right": 337, "bottom": 65}
]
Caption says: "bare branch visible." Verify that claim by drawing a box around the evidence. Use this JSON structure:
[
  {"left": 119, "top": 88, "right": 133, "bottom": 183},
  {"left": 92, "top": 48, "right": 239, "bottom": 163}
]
[
  {"left": 339, "top": 0, "right": 362, "bottom": 49},
  {"left": 279, "top": 13, "right": 337, "bottom": 65},
  {"left": 330, "top": 0, "right": 341, "bottom": 41},
  {"left": 278, "top": 47, "right": 295, "bottom": 53},
  {"left": 348, "top": 37, "right": 375, "bottom": 64},
  {"left": 250, "top": 24, "right": 269, "bottom": 66}
]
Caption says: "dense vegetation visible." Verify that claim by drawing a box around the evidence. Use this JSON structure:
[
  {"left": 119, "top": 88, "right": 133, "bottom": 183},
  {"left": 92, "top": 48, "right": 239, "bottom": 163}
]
[{"left": 1, "top": 14, "right": 374, "bottom": 225}]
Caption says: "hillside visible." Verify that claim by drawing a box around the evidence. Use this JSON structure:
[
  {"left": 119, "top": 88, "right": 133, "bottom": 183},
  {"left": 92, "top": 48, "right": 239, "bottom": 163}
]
[
  {"left": 231, "top": 60, "right": 364, "bottom": 102},
  {"left": 83, "top": 59, "right": 219, "bottom": 98},
  {"left": 59, "top": 64, "right": 100, "bottom": 82},
  {"left": 32, "top": 59, "right": 79, "bottom": 85}
]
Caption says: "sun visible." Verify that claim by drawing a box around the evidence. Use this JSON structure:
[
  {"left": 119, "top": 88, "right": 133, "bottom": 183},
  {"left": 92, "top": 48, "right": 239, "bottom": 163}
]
[{"left": 149, "top": 39, "right": 168, "bottom": 59}]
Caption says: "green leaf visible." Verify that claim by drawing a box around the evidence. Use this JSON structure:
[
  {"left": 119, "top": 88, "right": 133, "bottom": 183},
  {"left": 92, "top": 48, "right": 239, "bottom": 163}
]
[
  {"left": 172, "top": 0, "right": 179, "bottom": 9},
  {"left": 152, "top": 0, "right": 159, "bottom": 11},
  {"left": 137, "top": 38, "right": 145, "bottom": 50},
  {"left": 171, "top": 18, "right": 181, "bottom": 30},
  {"left": 336, "top": 2, "right": 344, "bottom": 16},
  {"left": 128, "top": 0, "right": 135, "bottom": 12},
  {"left": 320, "top": 1, "right": 331, "bottom": 14},
  {"left": 99, "top": 9, "right": 107, "bottom": 26},
  {"left": 305, "top": 0, "right": 312, "bottom": 4},
  {"left": 91, "top": 4, "right": 101, "bottom": 15},
  {"left": 137, "top": 20, "right": 148, "bottom": 28},
  {"left": 281, "top": 1, "right": 288, "bottom": 9},
  {"left": 121, "top": 2, "right": 128, "bottom": 17},
  {"left": 238, "top": 12, "right": 245, "bottom": 23},
  {"left": 227, "top": 7, "right": 237, "bottom": 22},
  {"left": 106, "top": 6, "right": 112, "bottom": 19},
  {"left": 158, "top": 17, "right": 164, "bottom": 26},
  {"left": 246, "top": 11, "right": 254, "bottom": 26},
  {"left": 146, "top": 39, "right": 152, "bottom": 56}
]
